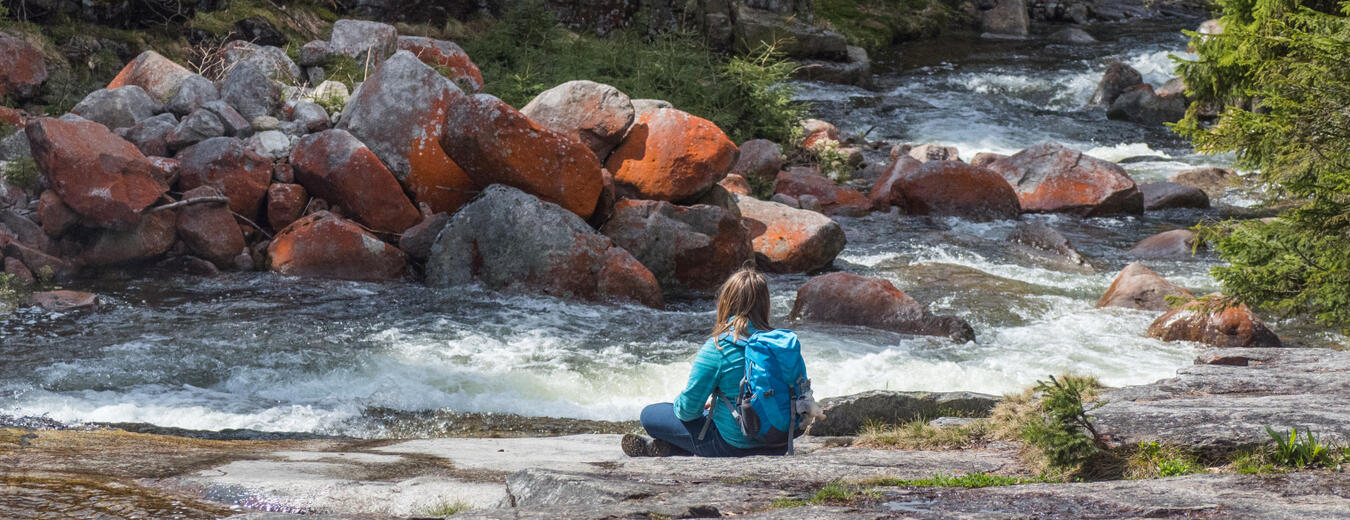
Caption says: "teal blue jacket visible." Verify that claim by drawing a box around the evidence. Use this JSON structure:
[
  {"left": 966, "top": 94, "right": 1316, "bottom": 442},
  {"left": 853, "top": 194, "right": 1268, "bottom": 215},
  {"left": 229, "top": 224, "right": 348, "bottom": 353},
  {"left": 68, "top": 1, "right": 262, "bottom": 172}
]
[{"left": 673, "top": 326, "right": 761, "bottom": 449}]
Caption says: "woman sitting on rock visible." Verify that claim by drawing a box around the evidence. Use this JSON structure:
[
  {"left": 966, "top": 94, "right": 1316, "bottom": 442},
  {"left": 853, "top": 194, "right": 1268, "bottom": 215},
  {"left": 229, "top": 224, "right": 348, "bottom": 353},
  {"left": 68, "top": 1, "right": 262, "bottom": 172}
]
[{"left": 624, "top": 268, "right": 818, "bottom": 457}]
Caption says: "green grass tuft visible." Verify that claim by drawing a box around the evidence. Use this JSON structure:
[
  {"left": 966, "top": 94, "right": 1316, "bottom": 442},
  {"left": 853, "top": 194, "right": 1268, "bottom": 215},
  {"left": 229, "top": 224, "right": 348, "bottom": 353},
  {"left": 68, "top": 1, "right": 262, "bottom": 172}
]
[
  {"left": 1126, "top": 442, "right": 1200, "bottom": 479},
  {"left": 419, "top": 499, "right": 471, "bottom": 516},
  {"left": 863, "top": 472, "right": 1044, "bottom": 488}
]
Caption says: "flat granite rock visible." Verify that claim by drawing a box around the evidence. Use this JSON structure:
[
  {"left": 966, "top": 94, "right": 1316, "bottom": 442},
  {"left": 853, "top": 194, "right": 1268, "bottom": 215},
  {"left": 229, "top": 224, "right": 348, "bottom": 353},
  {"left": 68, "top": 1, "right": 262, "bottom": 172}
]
[{"left": 1092, "top": 347, "right": 1350, "bottom": 452}]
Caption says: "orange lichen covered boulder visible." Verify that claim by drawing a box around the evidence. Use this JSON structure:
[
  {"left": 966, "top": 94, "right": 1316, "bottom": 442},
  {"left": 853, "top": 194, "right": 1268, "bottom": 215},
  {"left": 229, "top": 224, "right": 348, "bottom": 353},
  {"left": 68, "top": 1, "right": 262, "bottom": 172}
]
[
  {"left": 440, "top": 94, "right": 604, "bottom": 220},
  {"left": 107, "top": 50, "right": 193, "bottom": 101},
  {"left": 1147, "top": 294, "right": 1281, "bottom": 348},
  {"left": 735, "top": 194, "right": 846, "bottom": 273},
  {"left": 985, "top": 142, "right": 1143, "bottom": 217},
  {"left": 605, "top": 108, "right": 737, "bottom": 202},
  {"left": 175, "top": 137, "right": 273, "bottom": 220},
  {"left": 0, "top": 33, "right": 47, "bottom": 100},
  {"left": 176, "top": 186, "right": 246, "bottom": 268},
  {"left": 25, "top": 117, "right": 167, "bottom": 229},
  {"left": 290, "top": 129, "right": 420, "bottom": 233},
  {"left": 872, "top": 160, "right": 1020, "bottom": 221},
  {"left": 266, "top": 183, "right": 308, "bottom": 232},
  {"left": 268, "top": 211, "right": 407, "bottom": 281},
  {"left": 774, "top": 167, "right": 872, "bottom": 217},
  {"left": 397, "top": 36, "right": 484, "bottom": 91}
]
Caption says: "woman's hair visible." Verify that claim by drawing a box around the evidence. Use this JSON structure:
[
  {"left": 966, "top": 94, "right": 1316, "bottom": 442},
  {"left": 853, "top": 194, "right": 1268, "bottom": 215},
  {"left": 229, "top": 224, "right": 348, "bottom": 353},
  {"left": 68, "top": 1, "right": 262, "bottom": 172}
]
[{"left": 711, "top": 268, "right": 772, "bottom": 341}]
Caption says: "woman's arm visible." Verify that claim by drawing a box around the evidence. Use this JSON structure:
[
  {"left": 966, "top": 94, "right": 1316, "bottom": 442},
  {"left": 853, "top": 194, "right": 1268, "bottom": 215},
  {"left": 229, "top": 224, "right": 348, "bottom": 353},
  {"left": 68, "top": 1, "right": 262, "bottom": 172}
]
[{"left": 673, "top": 339, "right": 723, "bottom": 422}]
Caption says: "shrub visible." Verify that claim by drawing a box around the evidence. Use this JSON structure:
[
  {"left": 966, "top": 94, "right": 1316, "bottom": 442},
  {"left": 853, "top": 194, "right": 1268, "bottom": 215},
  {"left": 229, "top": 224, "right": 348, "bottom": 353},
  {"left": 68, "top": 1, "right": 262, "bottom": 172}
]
[
  {"left": 1021, "top": 375, "right": 1106, "bottom": 471},
  {"left": 3, "top": 157, "right": 40, "bottom": 190},
  {"left": 810, "top": 139, "right": 853, "bottom": 182}
]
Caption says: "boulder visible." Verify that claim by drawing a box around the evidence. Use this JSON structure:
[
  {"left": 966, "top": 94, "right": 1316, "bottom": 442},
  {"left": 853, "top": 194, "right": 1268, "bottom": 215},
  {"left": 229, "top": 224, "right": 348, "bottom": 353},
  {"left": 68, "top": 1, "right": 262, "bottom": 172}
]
[
  {"left": 969, "top": 152, "right": 1006, "bottom": 168},
  {"left": 338, "top": 52, "right": 464, "bottom": 183},
  {"left": 441, "top": 94, "right": 604, "bottom": 219},
  {"left": 25, "top": 117, "right": 167, "bottom": 229},
  {"left": 266, "top": 183, "right": 307, "bottom": 232},
  {"left": 4, "top": 256, "right": 34, "bottom": 287},
  {"left": 167, "top": 108, "right": 225, "bottom": 149},
  {"left": 1147, "top": 295, "right": 1281, "bottom": 348},
  {"left": 37, "top": 190, "right": 79, "bottom": 238},
  {"left": 107, "top": 50, "right": 192, "bottom": 101},
  {"left": 733, "top": 6, "right": 847, "bottom": 61},
  {"left": 773, "top": 167, "right": 872, "bottom": 217},
  {"left": 1050, "top": 27, "right": 1097, "bottom": 44},
  {"left": 80, "top": 210, "right": 178, "bottom": 266},
  {"left": 1169, "top": 167, "right": 1236, "bottom": 198},
  {"left": 397, "top": 212, "right": 450, "bottom": 261},
  {"left": 0, "top": 210, "right": 49, "bottom": 253},
  {"left": 1140, "top": 181, "right": 1209, "bottom": 210},
  {"left": 729, "top": 139, "right": 783, "bottom": 180},
  {"left": 24, "top": 290, "right": 99, "bottom": 312},
  {"left": 1156, "top": 77, "right": 1186, "bottom": 98},
  {"left": 175, "top": 137, "right": 273, "bottom": 219},
  {"left": 291, "top": 129, "right": 420, "bottom": 234},
  {"left": 789, "top": 272, "right": 976, "bottom": 341},
  {"left": 1090, "top": 62, "right": 1144, "bottom": 106},
  {"left": 868, "top": 155, "right": 921, "bottom": 207},
  {"left": 1, "top": 238, "right": 74, "bottom": 282},
  {"left": 719, "top": 173, "right": 752, "bottom": 196},
  {"left": 521, "top": 80, "right": 634, "bottom": 161},
  {"left": 908, "top": 144, "right": 960, "bottom": 163},
  {"left": 248, "top": 130, "right": 292, "bottom": 160},
  {"left": 794, "top": 46, "right": 872, "bottom": 88},
  {"left": 426, "top": 185, "right": 663, "bottom": 308},
  {"left": 0, "top": 106, "right": 28, "bottom": 129},
  {"left": 1008, "top": 220, "right": 1092, "bottom": 272},
  {"left": 736, "top": 195, "right": 846, "bottom": 273},
  {"left": 1096, "top": 262, "right": 1193, "bottom": 311},
  {"left": 328, "top": 19, "right": 399, "bottom": 60},
  {"left": 1107, "top": 88, "right": 1188, "bottom": 125},
  {"left": 800, "top": 119, "right": 840, "bottom": 150},
  {"left": 200, "top": 100, "right": 252, "bottom": 137},
  {"left": 980, "top": 0, "right": 1030, "bottom": 37},
  {"left": 630, "top": 99, "right": 672, "bottom": 118},
  {"left": 0, "top": 33, "right": 48, "bottom": 100},
  {"left": 146, "top": 156, "right": 179, "bottom": 186},
  {"left": 289, "top": 101, "right": 330, "bottom": 133},
  {"left": 268, "top": 211, "right": 407, "bottom": 281},
  {"left": 985, "top": 142, "right": 1143, "bottom": 216},
  {"left": 166, "top": 74, "right": 220, "bottom": 116},
  {"left": 71, "top": 86, "right": 159, "bottom": 130},
  {"left": 218, "top": 40, "right": 302, "bottom": 83},
  {"left": 873, "top": 160, "right": 1020, "bottom": 221},
  {"left": 606, "top": 108, "right": 737, "bottom": 202},
  {"left": 220, "top": 62, "right": 281, "bottom": 121},
  {"left": 809, "top": 390, "right": 999, "bottom": 436},
  {"left": 1128, "top": 229, "right": 1201, "bottom": 259},
  {"left": 175, "top": 186, "right": 246, "bottom": 268},
  {"left": 396, "top": 35, "right": 484, "bottom": 92},
  {"left": 600, "top": 199, "right": 753, "bottom": 293},
  {"left": 770, "top": 193, "right": 800, "bottom": 208},
  {"left": 119, "top": 112, "right": 178, "bottom": 157}
]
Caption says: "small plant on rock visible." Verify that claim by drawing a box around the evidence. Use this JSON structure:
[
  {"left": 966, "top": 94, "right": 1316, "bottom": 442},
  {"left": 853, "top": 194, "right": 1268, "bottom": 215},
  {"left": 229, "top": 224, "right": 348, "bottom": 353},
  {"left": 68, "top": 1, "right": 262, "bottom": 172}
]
[
  {"left": 1264, "top": 426, "right": 1341, "bottom": 470},
  {"left": 1127, "top": 442, "right": 1199, "bottom": 479},
  {"left": 420, "top": 499, "right": 471, "bottom": 516},
  {"left": 811, "top": 139, "right": 853, "bottom": 183},
  {"left": 3, "top": 157, "right": 40, "bottom": 191}
]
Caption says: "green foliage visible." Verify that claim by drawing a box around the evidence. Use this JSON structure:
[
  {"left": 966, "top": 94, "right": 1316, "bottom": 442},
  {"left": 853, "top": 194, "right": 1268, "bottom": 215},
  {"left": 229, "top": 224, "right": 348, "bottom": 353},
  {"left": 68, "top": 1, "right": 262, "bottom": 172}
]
[
  {"left": 1230, "top": 449, "right": 1287, "bottom": 474},
  {"left": 0, "top": 273, "right": 20, "bottom": 311},
  {"left": 1175, "top": 0, "right": 1350, "bottom": 331},
  {"left": 322, "top": 55, "right": 367, "bottom": 88},
  {"left": 1127, "top": 442, "right": 1200, "bottom": 479},
  {"left": 864, "top": 472, "right": 1043, "bottom": 488},
  {"left": 1264, "top": 426, "right": 1342, "bottom": 469},
  {"left": 1020, "top": 375, "right": 1105, "bottom": 472},
  {"left": 3, "top": 157, "right": 39, "bottom": 190},
  {"left": 809, "top": 139, "right": 853, "bottom": 182},
  {"left": 815, "top": 0, "right": 970, "bottom": 49},
  {"left": 419, "top": 500, "right": 471, "bottom": 516},
  {"left": 460, "top": 0, "right": 805, "bottom": 144}
]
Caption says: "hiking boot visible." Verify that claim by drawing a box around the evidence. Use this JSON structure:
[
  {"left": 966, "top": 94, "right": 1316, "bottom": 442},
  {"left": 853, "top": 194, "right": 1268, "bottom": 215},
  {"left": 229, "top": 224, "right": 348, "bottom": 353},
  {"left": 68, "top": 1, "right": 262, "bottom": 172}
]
[
  {"left": 647, "top": 438, "right": 673, "bottom": 457},
  {"left": 621, "top": 433, "right": 650, "bottom": 457}
]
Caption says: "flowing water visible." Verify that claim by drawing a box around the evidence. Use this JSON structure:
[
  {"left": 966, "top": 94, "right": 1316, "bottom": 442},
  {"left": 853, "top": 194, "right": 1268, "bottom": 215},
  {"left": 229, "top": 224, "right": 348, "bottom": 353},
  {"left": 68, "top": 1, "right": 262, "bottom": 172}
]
[{"left": 2, "top": 21, "right": 1343, "bottom": 439}]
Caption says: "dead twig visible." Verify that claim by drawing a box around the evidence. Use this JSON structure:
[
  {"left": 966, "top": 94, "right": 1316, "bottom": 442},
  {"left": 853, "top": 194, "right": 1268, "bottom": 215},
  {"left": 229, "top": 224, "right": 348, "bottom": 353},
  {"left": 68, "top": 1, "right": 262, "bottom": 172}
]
[{"left": 147, "top": 196, "right": 230, "bottom": 213}]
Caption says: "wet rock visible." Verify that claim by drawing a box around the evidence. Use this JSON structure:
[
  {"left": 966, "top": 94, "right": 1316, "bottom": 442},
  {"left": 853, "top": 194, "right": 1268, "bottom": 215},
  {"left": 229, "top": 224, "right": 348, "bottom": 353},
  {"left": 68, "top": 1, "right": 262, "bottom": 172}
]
[
  {"left": 737, "top": 195, "right": 846, "bottom": 273},
  {"left": 120, "top": 112, "right": 178, "bottom": 157},
  {"left": 265, "top": 183, "right": 307, "bottom": 232},
  {"left": 175, "top": 137, "right": 273, "bottom": 219},
  {"left": 328, "top": 19, "right": 399, "bottom": 60},
  {"left": 773, "top": 167, "right": 872, "bottom": 217},
  {"left": 218, "top": 40, "right": 302, "bottom": 84},
  {"left": 980, "top": 0, "right": 1030, "bottom": 37},
  {"left": 160, "top": 254, "right": 220, "bottom": 276},
  {"left": 1156, "top": 77, "right": 1186, "bottom": 98},
  {"left": 606, "top": 108, "right": 737, "bottom": 203},
  {"left": 426, "top": 185, "right": 662, "bottom": 308},
  {"left": 37, "top": 190, "right": 78, "bottom": 238},
  {"left": 397, "top": 35, "right": 484, "bottom": 92},
  {"left": 1140, "top": 181, "right": 1209, "bottom": 210},
  {"left": 795, "top": 45, "right": 872, "bottom": 88},
  {"left": 1049, "top": 27, "right": 1097, "bottom": 44},
  {"left": 176, "top": 186, "right": 246, "bottom": 268},
  {"left": 4, "top": 256, "right": 34, "bottom": 286},
  {"left": 289, "top": 101, "right": 329, "bottom": 133},
  {"left": 600, "top": 199, "right": 753, "bottom": 293},
  {"left": 1147, "top": 295, "right": 1280, "bottom": 348},
  {"left": 734, "top": 6, "right": 847, "bottom": 61},
  {"left": 1128, "top": 229, "right": 1200, "bottom": 259},
  {"left": 397, "top": 212, "right": 450, "bottom": 261},
  {"left": 790, "top": 272, "right": 976, "bottom": 342},
  {"left": 1169, "top": 167, "right": 1237, "bottom": 198},
  {"left": 810, "top": 390, "right": 999, "bottom": 436},
  {"left": 25, "top": 117, "right": 167, "bottom": 229},
  {"left": 291, "top": 129, "right": 420, "bottom": 234},
  {"left": 1, "top": 237, "right": 72, "bottom": 282},
  {"left": 522, "top": 80, "right": 634, "bottom": 161},
  {"left": 630, "top": 99, "right": 672, "bottom": 118},
  {"left": 167, "top": 108, "right": 225, "bottom": 149},
  {"left": 107, "top": 50, "right": 193, "bottom": 101},
  {"left": 24, "top": 290, "right": 99, "bottom": 312},
  {"left": 80, "top": 210, "right": 178, "bottom": 266},
  {"left": 874, "top": 160, "right": 1020, "bottom": 221},
  {"left": 268, "top": 211, "right": 406, "bottom": 281},
  {"left": 868, "top": 155, "right": 920, "bottom": 208},
  {"left": 1008, "top": 220, "right": 1091, "bottom": 272},
  {"left": 166, "top": 74, "right": 220, "bottom": 116},
  {"left": 970, "top": 152, "right": 1007, "bottom": 168},
  {"left": 729, "top": 139, "right": 783, "bottom": 181},
  {"left": 441, "top": 94, "right": 604, "bottom": 219},
  {"left": 220, "top": 62, "right": 281, "bottom": 121},
  {"left": 719, "top": 173, "right": 752, "bottom": 196},
  {"left": 985, "top": 142, "right": 1143, "bottom": 216},
  {"left": 1090, "top": 62, "right": 1144, "bottom": 106},
  {"left": 0, "top": 33, "right": 47, "bottom": 100},
  {"left": 800, "top": 119, "right": 840, "bottom": 150},
  {"left": 908, "top": 144, "right": 960, "bottom": 163},
  {"left": 1096, "top": 262, "right": 1193, "bottom": 311},
  {"left": 1107, "top": 87, "right": 1188, "bottom": 125},
  {"left": 72, "top": 86, "right": 160, "bottom": 130}
]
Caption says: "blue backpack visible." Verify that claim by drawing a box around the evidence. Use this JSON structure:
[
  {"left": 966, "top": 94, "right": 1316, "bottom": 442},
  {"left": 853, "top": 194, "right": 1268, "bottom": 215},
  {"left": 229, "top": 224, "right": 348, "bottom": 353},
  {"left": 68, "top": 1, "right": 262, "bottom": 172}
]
[{"left": 699, "top": 328, "right": 813, "bottom": 454}]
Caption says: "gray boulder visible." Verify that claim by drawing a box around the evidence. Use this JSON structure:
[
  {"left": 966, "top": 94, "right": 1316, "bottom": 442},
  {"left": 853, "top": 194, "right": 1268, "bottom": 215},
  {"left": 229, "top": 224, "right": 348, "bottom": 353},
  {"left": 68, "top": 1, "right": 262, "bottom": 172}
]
[
  {"left": 1107, "top": 88, "right": 1188, "bottom": 125},
  {"left": 200, "top": 100, "right": 252, "bottom": 137},
  {"left": 328, "top": 19, "right": 398, "bottom": 60},
  {"left": 1140, "top": 181, "right": 1210, "bottom": 210},
  {"left": 809, "top": 390, "right": 1000, "bottom": 436},
  {"left": 794, "top": 45, "right": 872, "bottom": 88},
  {"left": 219, "top": 40, "right": 302, "bottom": 84},
  {"left": 247, "top": 130, "right": 293, "bottom": 160},
  {"left": 166, "top": 74, "right": 220, "bottom": 116},
  {"left": 1090, "top": 62, "right": 1143, "bottom": 106},
  {"left": 71, "top": 86, "right": 160, "bottom": 129},
  {"left": 521, "top": 80, "right": 634, "bottom": 161},
  {"left": 290, "top": 101, "right": 329, "bottom": 133},
  {"left": 600, "top": 199, "right": 752, "bottom": 294},
  {"left": 118, "top": 112, "right": 178, "bottom": 157},
  {"left": 167, "top": 108, "right": 226, "bottom": 150},
  {"left": 0, "top": 132, "right": 31, "bottom": 163},
  {"left": 980, "top": 0, "right": 1030, "bottom": 37},
  {"left": 1049, "top": 27, "right": 1097, "bottom": 44},
  {"left": 1008, "top": 220, "right": 1092, "bottom": 272},
  {"left": 734, "top": 6, "right": 847, "bottom": 61},
  {"left": 219, "top": 61, "right": 281, "bottom": 120},
  {"left": 337, "top": 51, "right": 463, "bottom": 182}
]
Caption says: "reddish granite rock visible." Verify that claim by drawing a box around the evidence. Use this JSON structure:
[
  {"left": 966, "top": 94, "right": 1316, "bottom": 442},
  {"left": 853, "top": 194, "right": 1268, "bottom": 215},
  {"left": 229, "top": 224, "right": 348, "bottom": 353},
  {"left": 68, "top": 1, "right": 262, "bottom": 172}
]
[
  {"left": 397, "top": 36, "right": 484, "bottom": 91},
  {"left": 146, "top": 157, "right": 180, "bottom": 186},
  {"left": 175, "top": 137, "right": 272, "bottom": 220},
  {"left": 985, "top": 142, "right": 1143, "bottom": 217},
  {"left": 397, "top": 212, "right": 450, "bottom": 261},
  {"left": 0, "top": 106, "right": 29, "bottom": 129},
  {"left": 25, "top": 117, "right": 167, "bottom": 229},
  {"left": 37, "top": 191, "right": 79, "bottom": 238},
  {"left": 606, "top": 108, "right": 737, "bottom": 202},
  {"left": 290, "top": 129, "right": 420, "bottom": 233},
  {"left": 601, "top": 199, "right": 753, "bottom": 293},
  {"left": 521, "top": 80, "right": 634, "bottom": 161},
  {"left": 268, "top": 211, "right": 407, "bottom": 281},
  {"left": 266, "top": 183, "right": 308, "bottom": 232},
  {"left": 176, "top": 186, "right": 246, "bottom": 268},
  {"left": 789, "top": 272, "right": 975, "bottom": 341},
  {"left": 800, "top": 119, "right": 840, "bottom": 150},
  {"left": 1140, "top": 181, "right": 1209, "bottom": 210},
  {"left": 873, "top": 160, "right": 1020, "bottom": 221},
  {"left": 736, "top": 195, "right": 846, "bottom": 273},
  {"left": 1128, "top": 229, "right": 1201, "bottom": 260},
  {"left": 720, "top": 173, "right": 752, "bottom": 196},
  {"left": 4, "top": 257, "right": 34, "bottom": 286},
  {"left": 1096, "top": 262, "right": 1194, "bottom": 312},
  {"left": 107, "top": 50, "right": 193, "bottom": 101},
  {"left": 0, "top": 238, "right": 74, "bottom": 282},
  {"left": 774, "top": 167, "right": 872, "bottom": 217},
  {"left": 1147, "top": 294, "right": 1281, "bottom": 348},
  {"left": 0, "top": 33, "right": 48, "bottom": 100},
  {"left": 730, "top": 139, "right": 783, "bottom": 180},
  {"left": 25, "top": 290, "right": 99, "bottom": 311},
  {"left": 868, "top": 155, "right": 922, "bottom": 208},
  {"left": 440, "top": 93, "right": 604, "bottom": 219},
  {"left": 80, "top": 210, "right": 178, "bottom": 266}
]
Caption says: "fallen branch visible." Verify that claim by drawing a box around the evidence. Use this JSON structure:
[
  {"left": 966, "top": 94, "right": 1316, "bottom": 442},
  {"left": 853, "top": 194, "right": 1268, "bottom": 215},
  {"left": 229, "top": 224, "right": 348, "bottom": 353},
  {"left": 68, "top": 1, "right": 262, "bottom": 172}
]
[{"left": 147, "top": 196, "right": 230, "bottom": 213}]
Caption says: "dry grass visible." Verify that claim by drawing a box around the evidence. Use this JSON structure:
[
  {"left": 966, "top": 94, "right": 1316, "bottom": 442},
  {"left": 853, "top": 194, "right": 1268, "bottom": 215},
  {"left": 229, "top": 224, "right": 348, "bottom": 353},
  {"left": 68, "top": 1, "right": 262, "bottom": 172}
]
[{"left": 856, "top": 419, "right": 992, "bottom": 450}]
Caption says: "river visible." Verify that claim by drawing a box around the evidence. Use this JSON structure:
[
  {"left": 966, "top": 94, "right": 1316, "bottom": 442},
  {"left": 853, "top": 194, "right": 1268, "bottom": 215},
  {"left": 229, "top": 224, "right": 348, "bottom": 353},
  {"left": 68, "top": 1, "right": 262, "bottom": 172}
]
[{"left": 2, "top": 20, "right": 1341, "bottom": 439}]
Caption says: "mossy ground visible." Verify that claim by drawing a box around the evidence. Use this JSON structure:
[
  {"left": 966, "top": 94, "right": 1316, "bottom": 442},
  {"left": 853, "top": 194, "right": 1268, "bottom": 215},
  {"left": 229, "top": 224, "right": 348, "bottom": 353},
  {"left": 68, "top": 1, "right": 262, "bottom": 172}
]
[{"left": 815, "top": 0, "right": 976, "bottom": 50}]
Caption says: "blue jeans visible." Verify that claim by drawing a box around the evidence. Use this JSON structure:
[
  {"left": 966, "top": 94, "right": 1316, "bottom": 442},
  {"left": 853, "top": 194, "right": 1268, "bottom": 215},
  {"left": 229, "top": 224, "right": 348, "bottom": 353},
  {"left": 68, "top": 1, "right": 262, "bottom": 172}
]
[{"left": 639, "top": 403, "right": 786, "bottom": 457}]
